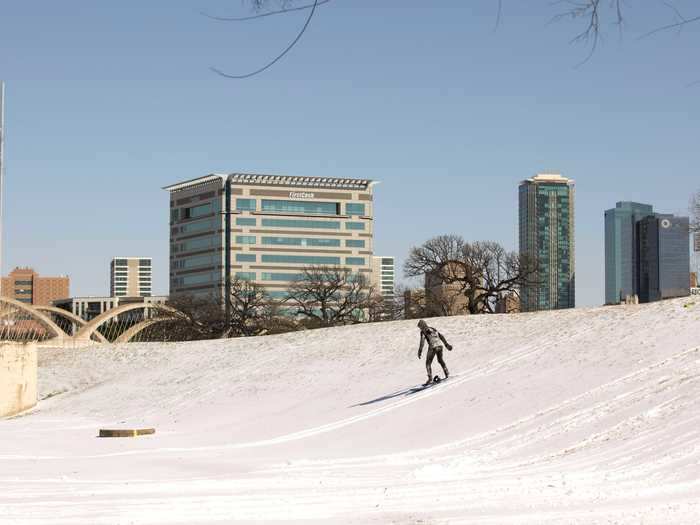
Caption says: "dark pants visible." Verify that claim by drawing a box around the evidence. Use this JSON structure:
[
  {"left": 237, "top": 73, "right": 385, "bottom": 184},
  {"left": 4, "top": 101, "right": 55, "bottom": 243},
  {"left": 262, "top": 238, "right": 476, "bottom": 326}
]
[{"left": 426, "top": 345, "right": 449, "bottom": 381}]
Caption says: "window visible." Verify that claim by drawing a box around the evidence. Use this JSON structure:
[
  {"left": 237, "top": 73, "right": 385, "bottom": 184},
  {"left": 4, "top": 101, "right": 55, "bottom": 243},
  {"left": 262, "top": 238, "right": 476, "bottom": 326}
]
[
  {"left": 179, "top": 272, "right": 217, "bottom": 286},
  {"left": 346, "top": 239, "right": 365, "bottom": 248},
  {"left": 261, "top": 199, "right": 339, "bottom": 216},
  {"left": 268, "top": 290, "right": 290, "bottom": 299},
  {"left": 179, "top": 218, "right": 218, "bottom": 235},
  {"left": 114, "top": 277, "right": 128, "bottom": 282},
  {"left": 261, "top": 218, "right": 341, "bottom": 230},
  {"left": 184, "top": 202, "right": 214, "bottom": 219},
  {"left": 346, "top": 222, "right": 365, "bottom": 231},
  {"left": 235, "top": 272, "right": 256, "bottom": 281},
  {"left": 174, "top": 254, "right": 218, "bottom": 269},
  {"left": 114, "top": 259, "right": 128, "bottom": 266},
  {"left": 236, "top": 253, "right": 257, "bottom": 262},
  {"left": 236, "top": 235, "right": 256, "bottom": 245},
  {"left": 381, "top": 258, "right": 394, "bottom": 265},
  {"left": 236, "top": 217, "right": 257, "bottom": 226},
  {"left": 16, "top": 297, "right": 32, "bottom": 303},
  {"left": 236, "top": 198, "right": 256, "bottom": 211},
  {"left": 261, "top": 272, "right": 305, "bottom": 282},
  {"left": 139, "top": 259, "right": 151, "bottom": 266},
  {"left": 346, "top": 203, "right": 366, "bottom": 216},
  {"left": 180, "top": 236, "right": 218, "bottom": 252},
  {"left": 15, "top": 289, "right": 32, "bottom": 295},
  {"left": 261, "top": 254, "right": 341, "bottom": 265},
  {"left": 261, "top": 237, "right": 341, "bottom": 247},
  {"left": 346, "top": 257, "right": 366, "bottom": 266},
  {"left": 14, "top": 280, "right": 32, "bottom": 286}
]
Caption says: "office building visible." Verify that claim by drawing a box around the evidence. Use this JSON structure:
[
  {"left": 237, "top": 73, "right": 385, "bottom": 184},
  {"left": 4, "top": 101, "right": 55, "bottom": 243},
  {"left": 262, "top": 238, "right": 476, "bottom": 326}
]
[
  {"left": 54, "top": 295, "right": 168, "bottom": 322},
  {"left": 110, "top": 257, "right": 152, "bottom": 297},
  {"left": 371, "top": 256, "right": 395, "bottom": 300},
  {"left": 165, "top": 173, "right": 377, "bottom": 300},
  {"left": 519, "top": 173, "right": 575, "bottom": 312},
  {"left": 604, "top": 202, "right": 654, "bottom": 304},
  {"left": 1, "top": 267, "right": 69, "bottom": 306},
  {"left": 636, "top": 215, "right": 690, "bottom": 302}
]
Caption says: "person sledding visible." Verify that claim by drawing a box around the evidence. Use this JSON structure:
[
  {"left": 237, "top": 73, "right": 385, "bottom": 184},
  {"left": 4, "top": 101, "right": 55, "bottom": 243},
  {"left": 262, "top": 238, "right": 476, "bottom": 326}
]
[{"left": 417, "top": 319, "right": 453, "bottom": 386}]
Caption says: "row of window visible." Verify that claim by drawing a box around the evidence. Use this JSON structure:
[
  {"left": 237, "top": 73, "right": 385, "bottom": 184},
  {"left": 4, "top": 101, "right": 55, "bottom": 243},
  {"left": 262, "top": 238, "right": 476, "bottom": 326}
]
[
  {"left": 237, "top": 234, "right": 366, "bottom": 249},
  {"left": 261, "top": 236, "right": 341, "bottom": 247},
  {"left": 236, "top": 199, "right": 366, "bottom": 217},
  {"left": 232, "top": 253, "right": 367, "bottom": 266},
  {"left": 172, "top": 271, "right": 219, "bottom": 287},
  {"left": 175, "top": 235, "right": 220, "bottom": 253},
  {"left": 178, "top": 217, "right": 219, "bottom": 235},
  {"left": 113, "top": 259, "right": 151, "bottom": 267},
  {"left": 173, "top": 253, "right": 219, "bottom": 270}
]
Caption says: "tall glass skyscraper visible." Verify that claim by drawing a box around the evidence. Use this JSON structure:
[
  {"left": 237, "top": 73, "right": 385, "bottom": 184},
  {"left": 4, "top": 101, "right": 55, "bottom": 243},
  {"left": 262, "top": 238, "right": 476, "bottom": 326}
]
[
  {"left": 604, "top": 202, "right": 654, "bottom": 304},
  {"left": 636, "top": 215, "right": 690, "bottom": 302},
  {"left": 519, "top": 173, "right": 575, "bottom": 312}
]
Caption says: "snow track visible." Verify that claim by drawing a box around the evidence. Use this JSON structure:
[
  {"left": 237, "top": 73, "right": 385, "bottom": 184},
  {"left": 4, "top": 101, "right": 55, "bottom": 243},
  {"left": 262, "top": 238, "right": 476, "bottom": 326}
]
[{"left": 2, "top": 298, "right": 700, "bottom": 524}]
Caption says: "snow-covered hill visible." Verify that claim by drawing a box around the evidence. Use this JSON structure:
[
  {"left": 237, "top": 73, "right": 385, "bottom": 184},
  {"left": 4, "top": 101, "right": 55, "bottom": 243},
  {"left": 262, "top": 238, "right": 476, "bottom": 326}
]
[{"left": 2, "top": 298, "right": 700, "bottom": 524}]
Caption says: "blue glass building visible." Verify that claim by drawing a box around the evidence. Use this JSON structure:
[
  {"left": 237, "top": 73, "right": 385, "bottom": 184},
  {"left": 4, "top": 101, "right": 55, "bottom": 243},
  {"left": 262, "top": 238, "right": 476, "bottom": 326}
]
[
  {"left": 636, "top": 215, "right": 690, "bottom": 302},
  {"left": 604, "top": 202, "right": 653, "bottom": 304}
]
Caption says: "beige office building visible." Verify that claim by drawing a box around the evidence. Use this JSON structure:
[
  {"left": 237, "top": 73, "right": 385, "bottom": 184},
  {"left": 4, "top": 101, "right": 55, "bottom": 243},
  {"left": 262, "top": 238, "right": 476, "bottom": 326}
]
[
  {"left": 110, "top": 257, "right": 153, "bottom": 297},
  {"left": 165, "top": 173, "right": 377, "bottom": 299},
  {"left": 371, "top": 256, "right": 395, "bottom": 300}
]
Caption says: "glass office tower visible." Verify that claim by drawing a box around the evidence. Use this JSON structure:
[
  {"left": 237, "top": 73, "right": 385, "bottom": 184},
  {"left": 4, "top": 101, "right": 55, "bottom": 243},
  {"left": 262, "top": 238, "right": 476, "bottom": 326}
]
[
  {"left": 519, "top": 173, "right": 575, "bottom": 312},
  {"left": 604, "top": 202, "right": 654, "bottom": 304},
  {"left": 636, "top": 215, "right": 690, "bottom": 302}
]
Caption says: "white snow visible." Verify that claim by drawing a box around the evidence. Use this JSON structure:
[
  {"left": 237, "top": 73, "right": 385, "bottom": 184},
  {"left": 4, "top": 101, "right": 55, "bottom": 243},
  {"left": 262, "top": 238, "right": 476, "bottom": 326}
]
[{"left": 2, "top": 298, "right": 700, "bottom": 524}]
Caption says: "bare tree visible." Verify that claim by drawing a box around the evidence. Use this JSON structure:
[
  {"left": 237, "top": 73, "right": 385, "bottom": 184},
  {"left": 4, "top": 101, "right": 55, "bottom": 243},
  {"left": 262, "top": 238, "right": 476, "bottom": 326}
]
[
  {"left": 213, "top": 2, "right": 699, "bottom": 78},
  {"left": 152, "top": 294, "right": 227, "bottom": 341},
  {"left": 225, "top": 277, "right": 276, "bottom": 337},
  {"left": 150, "top": 277, "right": 297, "bottom": 340},
  {"left": 285, "top": 265, "right": 378, "bottom": 327},
  {"left": 405, "top": 235, "right": 539, "bottom": 315},
  {"left": 401, "top": 285, "right": 428, "bottom": 320}
]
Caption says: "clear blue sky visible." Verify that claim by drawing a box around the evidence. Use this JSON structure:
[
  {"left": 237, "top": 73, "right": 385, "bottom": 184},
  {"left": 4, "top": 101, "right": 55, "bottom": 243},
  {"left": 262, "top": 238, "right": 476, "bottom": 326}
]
[{"left": 1, "top": 1, "right": 698, "bottom": 305}]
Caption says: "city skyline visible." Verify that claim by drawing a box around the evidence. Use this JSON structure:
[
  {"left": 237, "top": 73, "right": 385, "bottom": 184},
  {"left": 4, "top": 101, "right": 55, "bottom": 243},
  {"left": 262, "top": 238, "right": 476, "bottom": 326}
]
[{"left": 1, "top": 2, "right": 698, "bottom": 306}]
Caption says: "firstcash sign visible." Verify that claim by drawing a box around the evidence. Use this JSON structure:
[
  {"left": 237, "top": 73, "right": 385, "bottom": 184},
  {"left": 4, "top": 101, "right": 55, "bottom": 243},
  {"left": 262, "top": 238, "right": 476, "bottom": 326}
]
[{"left": 289, "top": 191, "right": 315, "bottom": 200}]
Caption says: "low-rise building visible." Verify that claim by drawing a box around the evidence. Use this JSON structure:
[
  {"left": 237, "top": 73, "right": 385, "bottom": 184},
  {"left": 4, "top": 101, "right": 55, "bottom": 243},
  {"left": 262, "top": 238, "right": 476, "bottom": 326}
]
[
  {"left": 53, "top": 295, "right": 168, "bottom": 322},
  {"left": 1, "top": 267, "right": 69, "bottom": 306}
]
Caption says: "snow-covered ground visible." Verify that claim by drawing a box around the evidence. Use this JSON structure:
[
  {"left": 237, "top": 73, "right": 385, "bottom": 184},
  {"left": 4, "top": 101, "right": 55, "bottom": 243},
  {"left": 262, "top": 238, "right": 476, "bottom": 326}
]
[{"left": 2, "top": 298, "right": 700, "bottom": 524}]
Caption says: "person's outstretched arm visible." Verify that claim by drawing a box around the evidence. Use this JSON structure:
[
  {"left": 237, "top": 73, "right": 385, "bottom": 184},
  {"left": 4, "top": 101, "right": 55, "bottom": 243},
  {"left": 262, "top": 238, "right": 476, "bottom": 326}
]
[
  {"left": 418, "top": 332, "right": 426, "bottom": 359},
  {"left": 438, "top": 332, "right": 453, "bottom": 351}
]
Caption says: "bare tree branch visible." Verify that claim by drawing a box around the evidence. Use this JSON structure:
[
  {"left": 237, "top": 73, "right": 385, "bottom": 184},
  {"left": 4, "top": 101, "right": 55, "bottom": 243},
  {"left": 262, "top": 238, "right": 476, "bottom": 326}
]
[
  {"left": 211, "top": 0, "right": 321, "bottom": 79},
  {"left": 202, "top": 0, "right": 331, "bottom": 22}
]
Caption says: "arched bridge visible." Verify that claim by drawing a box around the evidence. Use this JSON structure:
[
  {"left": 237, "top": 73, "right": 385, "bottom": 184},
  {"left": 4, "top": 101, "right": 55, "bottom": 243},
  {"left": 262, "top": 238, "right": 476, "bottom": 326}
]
[{"left": 0, "top": 298, "right": 177, "bottom": 345}]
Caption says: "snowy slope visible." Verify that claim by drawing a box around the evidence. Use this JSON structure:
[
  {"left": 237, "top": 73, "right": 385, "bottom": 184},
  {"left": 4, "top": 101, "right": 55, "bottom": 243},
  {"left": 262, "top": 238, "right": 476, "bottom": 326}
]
[{"left": 2, "top": 298, "right": 700, "bottom": 524}]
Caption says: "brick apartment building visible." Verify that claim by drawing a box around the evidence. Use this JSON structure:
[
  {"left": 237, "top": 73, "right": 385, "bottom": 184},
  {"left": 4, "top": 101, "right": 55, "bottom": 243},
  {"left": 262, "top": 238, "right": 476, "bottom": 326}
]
[{"left": 1, "top": 267, "right": 70, "bottom": 306}]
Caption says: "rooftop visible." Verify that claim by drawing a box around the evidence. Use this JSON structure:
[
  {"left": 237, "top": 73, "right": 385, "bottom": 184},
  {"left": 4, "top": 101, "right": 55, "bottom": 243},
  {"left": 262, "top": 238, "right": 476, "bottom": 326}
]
[{"left": 164, "top": 173, "right": 377, "bottom": 193}]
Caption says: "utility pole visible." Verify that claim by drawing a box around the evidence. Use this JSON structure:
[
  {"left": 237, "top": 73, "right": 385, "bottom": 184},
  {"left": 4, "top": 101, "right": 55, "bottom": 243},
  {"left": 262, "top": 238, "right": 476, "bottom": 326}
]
[
  {"left": 0, "top": 81, "right": 5, "bottom": 295},
  {"left": 223, "top": 176, "right": 232, "bottom": 331}
]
